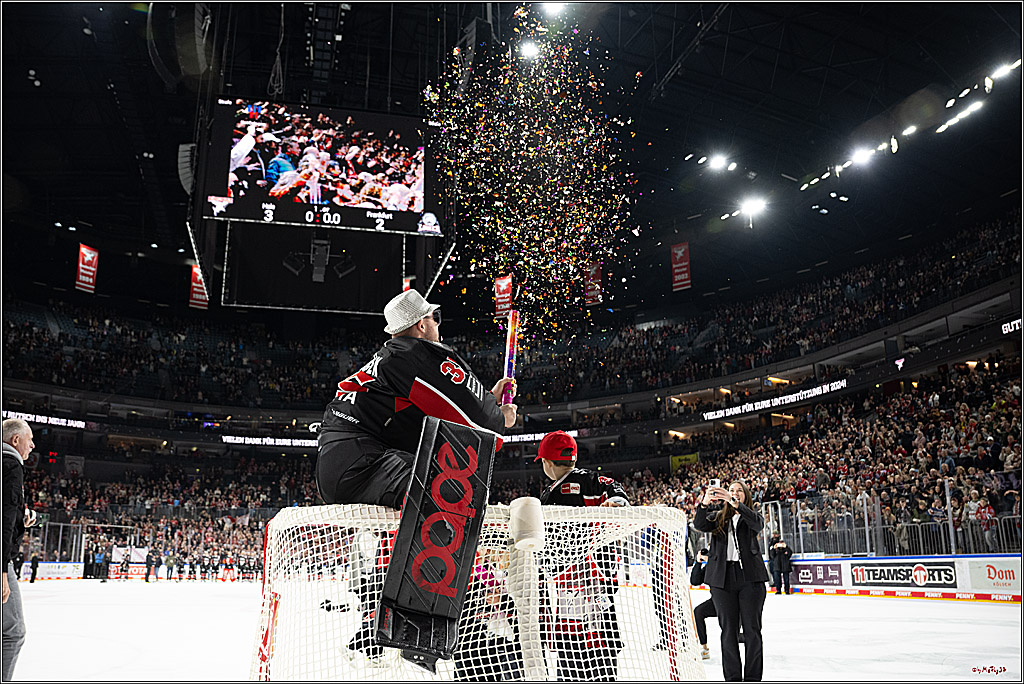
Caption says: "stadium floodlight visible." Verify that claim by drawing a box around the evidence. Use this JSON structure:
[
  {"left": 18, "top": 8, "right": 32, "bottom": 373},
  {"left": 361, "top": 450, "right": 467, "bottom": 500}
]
[
  {"left": 945, "top": 98, "right": 955, "bottom": 108},
  {"left": 684, "top": 153, "right": 694, "bottom": 161},
  {"left": 54, "top": 222, "right": 62, "bottom": 227},
  {"left": 542, "top": 3, "right": 566, "bottom": 16},
  {"left": 741, "top": 198, "right": 766, "bottom": 216},
  {"left": 821, "top": 171, "right": 830, "bottom": 179},
  {"left": 966, "top": 101, "right": 983, "bottom": 113},
  {"left": 876, "top": 142, "right": 888, "bottom": 151},
  {"left": 984, "top": 76, "right": 994, "bottom": 93},
  {"left": 991, "top": 64, "right": 1012, "bottom": 79},
  {"left": 1013, "top": 59, "right": 1023, "bottom": 69},
  {"left": 727, "top": 162, "right": 737, "bottom": 171},
  {"left": 720, "top": 213, "right": 730, "bottom": 220},
  {"left": 68, "top": 226, "right": 77, "bottom": 231},
  {"left": 838, "top": 195, "right": 849, "bottom": 201},
  {"left": 520, "top": 42, "right": 540, "bottom": 58},
  {"left": 697, "top": 156, "right": 707, "bottom": 164},
  {"left": 709, "top": 156, "right": 727, "bottom": 169},
  {"left": 842, "top": 160, "right": 854, "bottom": 168},
  {"left": 890, "top": 135, "right": 899, "bottom": 153},
  {"left": 851, "top": 148, "right": 873, "bottom": 165},
  {"left": 809, "top": 177, "right": 820, "bottom": 185},
  {"left": 936, "top": 124, "right": 949, "bottom": 133},
  {"left": 150, "top": 243, "right": 158, "bottom": 249},
  {"left": 799, "top": 183, "right": 809, "bottom": 191},
  {"left": 947, "top": 117, "right": 961, "bottom": 125},
  {"left": 730, "top": 210, "right": 741, "bottom": 217},
  {"left": 958, "top": 88, "right": 971, "bottom": 98},
  {"left": 902, "top": 125, "right": 916, "bottom": 136}
]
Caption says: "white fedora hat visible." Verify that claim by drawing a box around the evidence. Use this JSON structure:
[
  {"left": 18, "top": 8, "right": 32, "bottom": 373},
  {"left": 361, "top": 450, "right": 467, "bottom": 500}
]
[{"left": 383, "top": 289, "right": 440, "bottom": 335}]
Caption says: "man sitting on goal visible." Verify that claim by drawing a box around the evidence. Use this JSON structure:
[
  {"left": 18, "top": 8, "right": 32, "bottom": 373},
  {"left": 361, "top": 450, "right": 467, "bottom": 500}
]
[
  {"left": 315, "top": 289, "right": 517, "bottom": 663},
  {"left": 535, "top": 430, "right": 630, "bottom": 682}
]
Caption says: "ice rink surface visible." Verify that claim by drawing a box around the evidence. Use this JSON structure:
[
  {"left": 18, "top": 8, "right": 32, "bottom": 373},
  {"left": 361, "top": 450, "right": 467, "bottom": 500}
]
[{"left": 10, "top": 579, "right": 1021, "bottom": 681}]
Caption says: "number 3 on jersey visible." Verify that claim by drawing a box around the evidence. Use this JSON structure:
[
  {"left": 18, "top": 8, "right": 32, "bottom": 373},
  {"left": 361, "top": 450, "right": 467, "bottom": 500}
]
[{"left": 440, "top": 358, "right": 466, "bottom": 384}]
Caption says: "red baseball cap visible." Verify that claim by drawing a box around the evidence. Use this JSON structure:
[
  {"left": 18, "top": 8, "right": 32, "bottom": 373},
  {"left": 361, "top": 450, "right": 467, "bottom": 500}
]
[{"left": 535, "top": 431, "right": 577, "bottom": 462}]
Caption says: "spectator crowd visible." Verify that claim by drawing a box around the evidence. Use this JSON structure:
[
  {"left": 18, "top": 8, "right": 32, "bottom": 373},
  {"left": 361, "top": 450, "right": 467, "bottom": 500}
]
[{"left": 4, "top": 212, "right": 1019, "bottom": 412}]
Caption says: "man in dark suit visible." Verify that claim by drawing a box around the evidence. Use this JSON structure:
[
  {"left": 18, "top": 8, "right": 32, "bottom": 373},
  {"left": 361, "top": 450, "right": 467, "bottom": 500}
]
[{"left": 693, "top": 481, "right": 769, "bottom": 682}]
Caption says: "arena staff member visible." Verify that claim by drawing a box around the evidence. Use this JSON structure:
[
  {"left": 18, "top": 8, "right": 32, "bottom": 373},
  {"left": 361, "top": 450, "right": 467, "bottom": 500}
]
[
  {"left": 317, "top": 289, "right": 517, "bottom": 510},
  {"left": 693, "top": 481, "right": 769, "bottom": 682},
  {"left": 3, "top": 419, "right": 37, "bottom": 681},
  {"left": 536, "top": 430, "right": 629, "bottom": 681}
]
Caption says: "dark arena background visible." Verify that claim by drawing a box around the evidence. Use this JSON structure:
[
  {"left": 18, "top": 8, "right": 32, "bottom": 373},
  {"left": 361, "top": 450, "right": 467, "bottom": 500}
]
[{"left": 2, "top": 3, "right": 1021, "bottom": 681}]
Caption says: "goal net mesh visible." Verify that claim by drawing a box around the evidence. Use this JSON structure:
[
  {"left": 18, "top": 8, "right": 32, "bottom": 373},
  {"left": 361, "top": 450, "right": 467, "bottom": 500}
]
[{"left": 251, "top": 503, "right": 706, "bottom": 681}]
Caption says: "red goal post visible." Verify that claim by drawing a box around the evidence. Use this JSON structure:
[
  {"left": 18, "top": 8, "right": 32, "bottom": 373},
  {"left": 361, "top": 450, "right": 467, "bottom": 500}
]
[{"left": 251, "top": 502, "right": 706, "bottom": 681}]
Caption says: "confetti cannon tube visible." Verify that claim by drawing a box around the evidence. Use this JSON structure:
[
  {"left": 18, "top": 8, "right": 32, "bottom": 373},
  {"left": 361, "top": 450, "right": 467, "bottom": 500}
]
[{"left": 501, "top": 310, "right": 519, "bottom": 405}]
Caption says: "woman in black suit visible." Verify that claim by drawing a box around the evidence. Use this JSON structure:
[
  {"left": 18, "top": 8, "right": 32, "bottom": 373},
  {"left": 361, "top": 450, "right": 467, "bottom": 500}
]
[{"left": 693, "top": 480, "right": 769, "bottom": 682}]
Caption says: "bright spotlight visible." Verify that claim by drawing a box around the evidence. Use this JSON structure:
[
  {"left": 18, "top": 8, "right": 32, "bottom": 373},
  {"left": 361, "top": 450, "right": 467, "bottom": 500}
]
[
  {"left": 851, "top": 148, "right": 873, "bottom": 165},
  {"left": 150, "top": 243, "right": 158, "bottom": 249},
  {"left": 799, "top": 183, "right": 809, "bottom": 191},
  {"left": 902, "top": 125, "right": 917, "bottom": 136},
  {"left": 709, "top": 156, "right": 726, "bottom": 169},
  {"left": 727, "top": 162, "right": 737, "bottom": 171},
  {"left": 730, "top": 210, "right": 741, "bottom": 217},
  {"left": 842, "top": 160, "right": 854, "bottom": 168},
  {"left": 958, "top": 88, "right": 970, "bottom": 98},
  {"left": 936, "top": 124, "right": 949, "bottom": 133},
  {"left": 991, "top": 64, "right": 1012, "bottom": 79},
  {"left": 520, "top": 42, "right": 540, "bottom": 58},
  {"left": 945, "top": 98, "right": 955, "bottom": 108},
  {"left": 542, "top": 3, "right": 566, "bottom": 16},
  {"left": 741, "top": 198, "right": 766, "bottom": 216},
  {"left": 697, "top": 156, "right": 707, "bottom": 164},
  {"left": 684, "top": 153, "right": 694, "bottom": 161},
  {"left": 720, "top": 214, "right": 730, "bottom": 220},
  {"left": 984, "top": 76, "right": 994, "bottom": 93},
  {"left": 890, "top": 135, "right": 898, "bottom": 153},
  {"left": 966, "top": 101, "right": 983, "bottom": 113}
]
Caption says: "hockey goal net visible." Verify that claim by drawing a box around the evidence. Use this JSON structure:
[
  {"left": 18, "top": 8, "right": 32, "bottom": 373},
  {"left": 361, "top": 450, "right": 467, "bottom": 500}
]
[{"left": 251, "top": 503, "right": 706, "bottom": 681}]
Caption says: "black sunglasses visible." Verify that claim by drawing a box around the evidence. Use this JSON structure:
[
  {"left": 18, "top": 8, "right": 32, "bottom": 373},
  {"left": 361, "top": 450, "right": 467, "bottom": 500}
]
[{"left": 426, "top": 309, "right": 441, "bottom": 325}]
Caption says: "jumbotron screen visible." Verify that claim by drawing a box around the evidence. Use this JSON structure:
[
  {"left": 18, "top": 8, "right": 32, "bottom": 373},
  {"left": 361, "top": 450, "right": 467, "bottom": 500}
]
[
  {"left": 202, "top": 97, "right": 443, "bottom": 236},
  {"left": 221, "top": 222, "right": 405, "bottom": 314}
]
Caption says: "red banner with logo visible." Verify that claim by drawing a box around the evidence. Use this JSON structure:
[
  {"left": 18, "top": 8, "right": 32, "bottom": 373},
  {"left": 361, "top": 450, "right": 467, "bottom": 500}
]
[
  {"left": 670, "top": 242, "right": 691, "bottom": 291},
  {"left": 402, "top": 277, "right": 413, "bottom": 292},
  {"left": 189, "top": 265, "right": 209, "bottom": 310},
  {"left": 585, "top": 261, "right": 602, "bottom": 306},
  {"left": 75, "top": 243, "right": 99, "bottom": 293},
  {"left": 495, "top": 274, "right": 513, "bottom": 316}
]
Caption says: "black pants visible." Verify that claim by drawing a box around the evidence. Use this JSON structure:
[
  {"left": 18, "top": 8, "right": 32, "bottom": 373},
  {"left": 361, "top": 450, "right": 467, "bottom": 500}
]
[
  {"left": 772, "top": 568, "right": 790, "bottom": 594},
  {"left": 710, "top": 562, "right": 766, "bottom": 682},
  {"left": 694, "top": 596, "right": 716, "bottom": 645},
  {"left": 316, "top": 435, "right": 414, "bottom": 509}
]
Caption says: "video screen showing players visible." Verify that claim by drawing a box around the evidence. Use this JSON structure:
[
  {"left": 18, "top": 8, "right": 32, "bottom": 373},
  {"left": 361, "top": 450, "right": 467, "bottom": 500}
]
[{"left": 202, "top": 98, "right": 442, "bottom": 235}]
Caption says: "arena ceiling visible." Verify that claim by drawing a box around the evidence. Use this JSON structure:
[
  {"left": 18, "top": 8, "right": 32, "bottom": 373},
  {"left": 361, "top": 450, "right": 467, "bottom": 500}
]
[{"left": 3, "top": 3, "right": 1021, "bottom": 317}]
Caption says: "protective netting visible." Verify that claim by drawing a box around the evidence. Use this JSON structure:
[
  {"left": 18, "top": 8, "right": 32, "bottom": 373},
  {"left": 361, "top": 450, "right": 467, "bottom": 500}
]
[{"left": 251, "top": 504, "right": 706, "bottom": 681}]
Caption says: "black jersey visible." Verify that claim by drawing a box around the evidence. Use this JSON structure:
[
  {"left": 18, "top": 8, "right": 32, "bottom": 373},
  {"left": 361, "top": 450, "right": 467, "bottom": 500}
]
[
  {"left": 319, "top": 337, "right": 507, "bottom": 454},
  {"left": 539, "top": 467, "right": 630, "bottom": 507}
]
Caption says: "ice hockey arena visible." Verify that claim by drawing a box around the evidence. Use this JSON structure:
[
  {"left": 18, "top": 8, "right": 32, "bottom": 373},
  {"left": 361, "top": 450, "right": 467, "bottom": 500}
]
[{"left": 2, "top": 3, "right": 1020, "bottom": 682}]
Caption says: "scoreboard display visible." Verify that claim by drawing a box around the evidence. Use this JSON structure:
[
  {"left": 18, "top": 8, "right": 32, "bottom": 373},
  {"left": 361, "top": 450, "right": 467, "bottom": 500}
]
[
  {"left": 202, "top": 97, "right": 443, "bottom": 236},
  {"left": 221, "top": 222, "right": 405, "bottom": 314}
]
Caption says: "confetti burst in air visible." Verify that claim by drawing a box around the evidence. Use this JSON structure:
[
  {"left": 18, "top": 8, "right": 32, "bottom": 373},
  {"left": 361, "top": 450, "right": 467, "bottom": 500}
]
[{"left": 425, "top": 4, "right": 637, "bottom": 342}]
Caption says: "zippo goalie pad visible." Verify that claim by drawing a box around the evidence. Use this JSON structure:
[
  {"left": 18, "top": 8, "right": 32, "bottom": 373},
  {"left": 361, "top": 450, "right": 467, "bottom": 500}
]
[{"left": 374, "top": 417, "right": 498, "bottom": 667}]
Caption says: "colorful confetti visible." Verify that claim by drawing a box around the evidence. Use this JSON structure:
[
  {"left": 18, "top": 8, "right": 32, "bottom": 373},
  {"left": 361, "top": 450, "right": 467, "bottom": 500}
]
[{"left": 425, "top": 4, "right": 636, "bottom": 343}]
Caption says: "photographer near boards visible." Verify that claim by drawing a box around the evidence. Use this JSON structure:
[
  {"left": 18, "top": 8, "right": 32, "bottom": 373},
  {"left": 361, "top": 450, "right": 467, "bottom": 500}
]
[{"left": 694, "top": 480, "right": 769, "bottom": 682}]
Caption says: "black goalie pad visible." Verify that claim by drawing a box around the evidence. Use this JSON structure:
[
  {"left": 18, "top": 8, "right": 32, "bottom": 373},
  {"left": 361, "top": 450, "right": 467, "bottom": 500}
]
[{"left": 374, "top": 417, "right": 497, "bottom": 666}]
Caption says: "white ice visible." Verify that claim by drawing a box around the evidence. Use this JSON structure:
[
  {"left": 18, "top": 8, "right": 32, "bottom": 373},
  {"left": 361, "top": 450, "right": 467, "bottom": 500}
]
[{"left": 10, "top": 579, "right": 1021, "bottom": 681}]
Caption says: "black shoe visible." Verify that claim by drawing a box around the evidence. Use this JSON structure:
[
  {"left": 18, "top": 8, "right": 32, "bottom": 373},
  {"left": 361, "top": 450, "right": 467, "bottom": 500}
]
[
  {"left": 347, "top": 624, "right": 385, "bottom": 661},
  {"left": 401, "top": 650, "right": 438, "bottom": 674},
  {"left": 320, "top": 599, "right": 351, "bottom": 613},
  {"left": 775, "top": 591, "right": 781, "bottom": 595}
]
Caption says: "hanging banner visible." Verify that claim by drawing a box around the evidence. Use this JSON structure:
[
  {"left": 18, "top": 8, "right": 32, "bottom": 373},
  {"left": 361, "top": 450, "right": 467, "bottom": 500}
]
[
  {"left": 76, "top": 243, "right": 99, "bottom": 293},
  {"left": 585, "top": 261, "right": 602, "bottom": 306},
  {"left": 671, "top": 242, "right": 691, "bottom": 291},
  {"left": 495, "top": 274, "right": 513, "bottom": 316},
  {"left": 189, "top": 265, "right": 209, "bottom": 310},
  {"left": 402, "top": 277, "right": 413, "bottom": 292}
]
